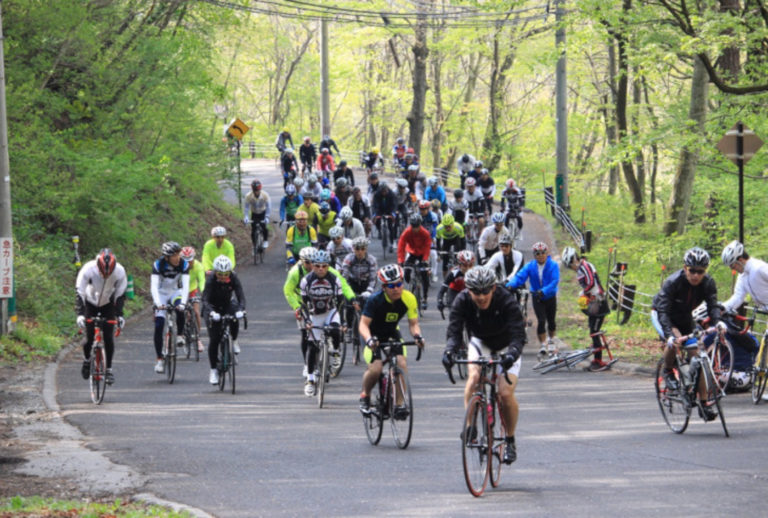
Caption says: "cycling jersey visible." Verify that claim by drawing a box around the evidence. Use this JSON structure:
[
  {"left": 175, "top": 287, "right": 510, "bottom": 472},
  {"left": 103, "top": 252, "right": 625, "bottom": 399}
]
[
  {"left": 446, "top": 198, "right": 469, "bottom": 225},
  {"left": 319, "top": 138, "right": 340, "bottom": 156},
  {"left": 397, "top": 226, "right": 432, "bottom": 264},
  {"left": 151, "top": 257, "right": 191, "bottom": 306},
  {"left": 424, "top": 185, "right": 446, "bottom": 207},
  {"left": 76, "top": 259, "right": 128, "bottom": 312},
  {"left": 316, "top": 154, "right": 336, "bottom": 173},
  {"left": 478, "top": 176, "right": 496, "bottom": 198},
  {"left": 501, "top": 188, "right": 524, "bottom": 214},
  {"left": 464, "top": 188, "right": 485, "bottom": 214},
  {"left": 486, "top": 250, "right": 524, "bottom": 284},
  {"left": 478, "top": 225, "right": 510, "bottom": 259},
  {"left": 299, "top": 143, "right": 317, "bottom": 164},
  {"left": 362, "top": 289, "right": 419, "bottom": 340},
  {"left": 300, "top": 201, "right": 321, "bottom": 223},
  {"left": 188, "top": 259, "right": 206, "bottom": 294},
  {"left": 300, "top": 270, "right": 346, "bottom": 316},
  {"left": 363, "top": 152, "right": 383, "bottom": 170},
  {"left": 281, "top": 153, "right": 298, "bottom": 174},
  {"left": 333, "top": 167, "right": 355, "bottom": 186},
  {"left": 456, "top": 155, "right": 475, "bottom": 176},
  {"left": 437, "top": 267, "right": 467, "bottom": 302},
  {"left": 392, "top": 144, "right": 407, "bottom": 161},
  {"left": 436, "top": 223, "right": 465, "bottom": 241},
  {"left": 339, "top": 218, "right": 366, "bottom": 240},
  {"left": 575, "top": 259, "right": 604, "bottom": 298},
  {"left": 201, "top": 239, "right": 236, "bottom": 272},
  {"left": 300, "top": 183, "right": 323, "bottom": 201},
  {"left": 722, "top": 257, "right": 768, "bottom": 311},
  {"left": 348, "top": 196, "right": 371, "bottom": 221},
  {"left": 280, "top": 194, "right": 304, "bottom": 221},
  {"left": 652, "top": 269, "right": 721, "bottom": 338},
  {"left": 285, "top": 225, "right": 317, "bottom": 257},
  {"left": 395, "top": 188, "right": 411, "bottom": 206},
  {"left": 283, "top": 263, "right": 353, "bottom": 310},
  {"left": 275, "top": 132, "right": 293, "bottom": 152},
  {"left": 202, "top": 271, "right": 245, "bottom": 315},
  {"left": 326, "top": 238, "right": 353, "bottom": 268},
  {"left": 313, "top": 211, "right": 337, "bottom": 238},
  {"left": 372, "top": 189, "right": 398, "bottom": 216},
  {"left": 341, "top": 253, "right": 378, "bottom": 294},
  {"left": 244, "top": 191, "right": 271, "bottom": 217}
]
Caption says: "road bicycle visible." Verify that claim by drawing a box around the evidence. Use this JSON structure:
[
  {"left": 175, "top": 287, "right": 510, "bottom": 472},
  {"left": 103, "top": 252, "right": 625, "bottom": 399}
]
[
  {"left": 155, "top": 304, "right": 182, "bottom": 384},
  {"left": 301, "top": 309, "right": 342, "bottom": 408},
  {"left": 85, "top": 316, "right": 120, "bottom": 405},
  {"left": 374, "top": 214, "right": 395, "bottom": 259},
  {"left": 737, "top": 307, "right": 768, "bottom": 404},
  {"left": 403, "top": 261, "right": 430, "bottom": 315},
  {"left": 655, "top": 326, "right": 729, "bottom": 437},
  {"left": 446, "top": 354, "right": 513, "bottom": 497},
  {"left": 532, "top": 330, "right": 618, "bottom": 374},
  {"left": 182, "top": 296, "right": 201, "bottom": 362},
  {"left": 216, "top": 313, "right": 247, "bottom": 394},
  {"left": 344, "top": 300, "right": 365, "bottom": 366},
  {"left": 437, "top": 249, "right": 458, "bottom": 276},
  {"left": 362, "top": 340, "right": 421, "bottom": 449},
  {"left": 249, "top": 220, "right": 267, "bottom": 265}
]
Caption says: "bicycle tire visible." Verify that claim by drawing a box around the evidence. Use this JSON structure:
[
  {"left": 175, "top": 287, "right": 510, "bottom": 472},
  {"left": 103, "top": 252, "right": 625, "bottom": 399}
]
[
  {"left": 317, "top": 340, "right": 328, "bottom": 408},
  {"left": 331, "top": 330, "right": 347, "bottom": 379},
  {"left": 655, "top": 359, "right": 690, "bottom": 434},
  {"left": 89, "top": 346, "right": 106, "bottom": 405},
  {"left": 218, "top": 334, "right": 229, "bottom": 392},
  {"left": 564, "top": 349, "right": 593, "bottom": 369},
  {"left": 381, "top": 223, "right": 389, "bottom": 260},
  {"left": 537, "top": 353, "right": 574, "bottom": 375},
  {"left": 710, "top": 336, "right": 734, "bottom": 392},
  {"left": 531, "top": 353, "right": 562, "bottom": 372},
  {"left": 751, "top": 337, "right": 767, "bottom": 404},
  {"left": 752, "top": 371, "right": 767, "bottom": 404},
  {"left": 229, "top": 333, "right": 236, "bottom": 394},
  {"left": 714, "top": 395, "right": 729, "bottom": 437},
  {"left": 165, "top": 323, "right": 177, "bottom": 385},
  {"left": 489, "top": 395, "right": 506, "bottom": 488},
  {"left": 363, "top": 379, "right": 384, "bottom": 445},
  {"left": 390, "top": 367, "right": 413, "bottom": 449},
  {"left": 700, "top": 359, "right": 728, "bottom": 436},
  {"left": 462, "top": 395, "right": 490, "bottom": 497},
  {"left": 253, "top": 229, "right": 263, "bottom": 266},
  {"left": 457, "top": 340, "right": 468, "bottom": 381}
]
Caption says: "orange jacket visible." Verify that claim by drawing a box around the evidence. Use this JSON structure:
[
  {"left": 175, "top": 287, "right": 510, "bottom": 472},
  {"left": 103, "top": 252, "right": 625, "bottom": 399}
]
[{"left": 397, "top": 226, "right": 432, "bottom": 264}]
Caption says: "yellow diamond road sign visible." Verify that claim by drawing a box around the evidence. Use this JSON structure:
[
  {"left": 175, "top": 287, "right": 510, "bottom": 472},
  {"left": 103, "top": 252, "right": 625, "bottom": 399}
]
[
  {"left": 226, "top": 118, "right": 250, "bottom": 140},
  {"left": 716, "top": 123, "right": 763, "bottom": 165}
]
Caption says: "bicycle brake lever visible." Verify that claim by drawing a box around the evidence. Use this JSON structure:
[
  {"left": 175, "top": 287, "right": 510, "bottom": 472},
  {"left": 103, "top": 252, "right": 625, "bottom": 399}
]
[
  {"left": 416, "top": 347, "right": 422, "bottom": 361},
  {"left": 446, "top": 366, "right": 456, "bottom": 385}
]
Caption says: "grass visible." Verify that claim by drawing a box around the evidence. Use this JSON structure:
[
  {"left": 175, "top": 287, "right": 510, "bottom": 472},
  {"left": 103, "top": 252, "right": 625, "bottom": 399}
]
[{"left": 0, "top": 496, "right": 192, "bottom": 517}]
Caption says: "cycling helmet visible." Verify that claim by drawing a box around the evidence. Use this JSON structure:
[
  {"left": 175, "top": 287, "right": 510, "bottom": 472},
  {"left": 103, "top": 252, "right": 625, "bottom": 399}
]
[
  {"left": 353, "top": 237, "right": 370, "bottom": 249},
  {"left": 465, "top": 177, "right": 477, "bottom": 187},
  {"left": 251, "top": 180, "right": 262, "bottom": 191},
  {"left": 730, "top": 371, "right": 750, "bottom": 389},
  {"left": 431, "top": 199, "right": 441, "bottom": 210},
  {"left": 299, "top": 247, "right": 315, "bottom": 262},
  {"left": 96, "top": 248, "right": 116, "bottom": 276},
  {"left": 416, "top": 172, "right": 426, "bottom": 182},
  {"left": 461, "top": 154, "right": 471, "bottom": 164},
  {"left": 692, "top": 302, "right": 709, "bottom": 323},
  {"left": 180, "top": 246, "right": 196, "bottom": 261},
  {"left": 418, "top": 200, "right": 431, "bottom": 210},
  {"left": 408, "top": 164, "right": 419, "bottom": 172},
  {"left": 335, "top": 177, "right": 348, "bottom": 188},
  {"left": 321, "top": 148, "right": 329, "bottom": 155},
  {"left": 321, "top": 188, "right": 331, "bottom": 200},
  {"left": 397, "top": 137, "right": 405, "bottom": 145},
  {"left": 683, "top": 247, "right": 710, "bottom": 268},
  {"left": 481, "top": 168, "right": 489, "bottom": 176},
  {"left": 162, "top": 241, "right": 181, "bottom": 256},
  {"left": 303, "top": 136, "right": 311, "bottom": 142},
  {"left": 453, "top": 189, "right": 464, "bottom": 198},
  {"left": 457, "top": 250, "right": 476, "bottom": 267},
  {"left": 285, "top": 184, "right": 297, "bottom": 196},
  {"left": 378, "top": 264, "right": 404, "bottom": 284},
  {"left": 293, "top": 177, "right": 305, "bottom": 188},
  {"left": 282, "top": 127, "right": 290, "bottom": 133},
  {"left": 498, "top": 233, "right": 513, "bottom": 246},
  {"left": 371, "top": 147, "right": 379, "bottom": 154},
  {"left": 339, "top": 160, "right": 347, "bottom": 167},
  {"left": 491, "top": 212, "right": 505, "bottom": 224},
  {"left": 323, "top": 134, "right": 330, "bottom": 141},
  {"left": 721, "top": 240, "right": 744, "bottom": 267},
  {"left": 212, "top": 255, "right": 232, "bottom": 273},
  {"left": 532, "top": 241, "right": 549, "bottom": 254},
  {"left": 464, "top": 266, "right": 496, "bottom": 291},
  {"left": 395, "top": 178, "right": 408, "bottom": 188},
  {"left": 339, "top": 206, "right": 353, "bottom": 221},
  {"left": 321, "top": 177, "right": 330, "bottom": 187},
  {"left": 369, "top": 172, "right": 378, "bottom": 180},
  {"left": 505, "top": 178, "right": 516, "bottom": 189},
  {"left": 474, "top": 160, "right": 483, "bottom": 168},
  {"left": 329, "top": 226, "right": 344, "bottom": 240},
  {"left": 313, "top": 249, "right": 331, "bottom": 265},
  {"left": 410, "top": 214, "right": 423, "bottom": 227},
  {"left": 561, "top": 246, "right": 578, "bottom": 266},
  {"left": 295, "top": 210, "right": 309, "bottom": 220},
  {"left": 442, "top": 213, "right": 455, "bottom": 226},
  {"left": 211, "top": 226, "right": 227, "bottom": 237},
  {"left": 307, "top": 174, "right": 318, "bottom": 184},
  {"left": 428, "top": 176, "right": 439, "bottom": 187},
  {"left": 379, "top": 180, "right": 389, "bottom": 191},
  {"left": 319, "top": 201, "right": 331, "bottom": 214},
  {"left": 284, "top": 147, "right": 294, "bottom": 154}
]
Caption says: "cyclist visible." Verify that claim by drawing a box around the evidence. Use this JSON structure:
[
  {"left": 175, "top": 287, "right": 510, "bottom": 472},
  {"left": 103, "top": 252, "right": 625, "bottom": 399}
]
[
  {"left": 416, "top": 200, "right": 440, "bottom": 281},
  {"left": 243, "top": 179, "right": 271, "bottom": 249},
  {"left": 372, "top": 180, "right": 398, "bottom": 252},
  {"left": 436, "top": 214, "right": 466, "bottom": 276},
  {"left": 202, "top": 255, "right": 245, "bottom": 384},
  {"left": 299, "top": 191, "right": 321, "bottom": 226},
  {"left": 348, "top": 186, "right": 372, "bottom": 237},
  {"left": 652, "top": 247, "right": 725, "bottom": 418},
  {"left": 180, "top": 246, "right": 206, "bottom": 353},
  {"left": 500, "top": 178, "right": 524, "bottom": 234},
  {"left": 485, "top": 233, "right": 524, "bottom": 285},
  {"left": 424, "top": 176, "right": 446, "bottom": 211},
  {"left": 397, "top": 214, "right": 432, "bottom": 310},
  {"left": 367, "top": 172, "right": 381, "bottom": 200},
  {"left": 333, "top": 160, "right": 355, "bottom": 187},
  {"left": 446, "top": 188, "right": 469, "bottom": 228},
  {"left": 333, "top": 177, "right": 352, "bottom": 207},
  {"left": 721, "top": 240, "right": 768, "bottom": 311},
  {"left": 319, "top": 134, "right": 340, "bottom": 157},
  {"left": 337, "top": 206, "right": 366, "bottom": 240},
  {"left": 392, "top": 137, "right": 407, "bottom": 170},
  {"left": 468, "top": 160, "right": 483, "bottom": 185},
  {"left": 342, "top": 237, "right": 378, "bottom": 302},
  {"left": 320, "top": 188, "right": 342, "bottom": 215},
  {"left": 358, "top": 264, "right": 425, "bottom": 416},
  {"left": 285, "top": 210, "right": 318, "bottom": 266},
  {"left": 405, "top": 164, "right": 421, "bottom": 195},
  {"left": 436, "top": 250, "right": 475, "bottom": 315},
  {"left": 151, "top": 242, "right": 190, "bottom": 374},
  {"left": 561, "top": 247, "right": 611, "bottom": 371},
  {"left": 393, "top": 178, "right": 412, "bottom": 230},
  {"left": 280, "top": 148, "right": 299, "bottom": 188},
  {"left": 478, "top": 168, "right": 496, "bottom": 215},
  {"left": 326, "top": 226, "right": 353, "bottom": 269},
  {"left": 313, "top": 201, "right": 337, "bottom": 247},
  {"left": 202, "top": 226, "right": 236, "bottom": 274},
  {"left": 456, "top": 153, "right": 476, "bottom": 189},
  {"left": 477, "top": 212, "right": 510, "bottom": 265},
  {"left": 275, "top": 128, "right": 294, "bottom": 154},
  {"left": 279, "top": 184, "right": 303, "bottom": 226},
  {"left": 76, "top": 249, "right": 127, "bottom": 385},
  {"left": 300, "top": 173, "right": 323, "bottom": 201},
  {"left": 316, "top": 148, "right": 336, "bottom": 179},
  {"left": 299, "top": 249, "right": 350, "bottom": 395},
  {"left": 413, "top": 173, "right": 427, "bottom": 201},
  {"left": 464, "top": 177, "right": 486, "bottom": 231},
  {"left": 506, "top": 241, "right": 559, "bottom": 359},
  {"left": 299, "top": 136, "right": 316, "bottom": 176},
  {"left": 442, "top": 265, "right": 526, "bottom": 465},
  {"left": 362, "top": 146, "right": 383, "bottom": 174}
]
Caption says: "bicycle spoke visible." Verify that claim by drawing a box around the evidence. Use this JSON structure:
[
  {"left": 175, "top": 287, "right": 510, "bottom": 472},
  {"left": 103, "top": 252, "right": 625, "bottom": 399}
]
[
  {"left": 655, "top": 360, "right": 690, "bottom": 434},
  {"left": 462, "top": 395, "right": 490, "bottom": 497}
]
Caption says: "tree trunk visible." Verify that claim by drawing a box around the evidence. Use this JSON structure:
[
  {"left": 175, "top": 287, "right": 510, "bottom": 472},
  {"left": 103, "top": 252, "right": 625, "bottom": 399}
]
[
  {"left": 664, "top": 55, "right": 709, "bottom": 236},
  {"left": 407, "top": 6, "right": 429, "bottom": 157},
  {"left": 715, "top": 0, "right": 740, "bottom": 80},
  {"left": 606, "top": 41, "right": 620, "bottom": 195}
]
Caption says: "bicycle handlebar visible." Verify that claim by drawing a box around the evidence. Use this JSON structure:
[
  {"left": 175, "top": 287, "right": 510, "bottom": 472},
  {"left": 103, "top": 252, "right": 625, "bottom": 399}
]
[
  {"left": 376, "top": 340, "right": 421, "bottom": 361},
  {"left": 446, "top": 356, "right": 513, "bottom": 386}
]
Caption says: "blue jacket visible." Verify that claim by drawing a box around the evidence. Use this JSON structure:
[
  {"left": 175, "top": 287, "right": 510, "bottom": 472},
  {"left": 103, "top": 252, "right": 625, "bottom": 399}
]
[{"left": 506, "top": 256, "right": 559, "bottom": 300}]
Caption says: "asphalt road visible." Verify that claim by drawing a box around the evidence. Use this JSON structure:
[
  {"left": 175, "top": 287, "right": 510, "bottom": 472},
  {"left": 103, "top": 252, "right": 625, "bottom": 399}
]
[{"left": 57, "top": 159, "right": 768, "bottom": 517}]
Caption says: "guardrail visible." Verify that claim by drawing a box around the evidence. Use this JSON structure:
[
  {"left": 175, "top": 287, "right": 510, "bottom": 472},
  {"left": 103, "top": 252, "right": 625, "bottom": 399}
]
[{"left": 542, "top": 186, "right": 591, "bottom": 252}]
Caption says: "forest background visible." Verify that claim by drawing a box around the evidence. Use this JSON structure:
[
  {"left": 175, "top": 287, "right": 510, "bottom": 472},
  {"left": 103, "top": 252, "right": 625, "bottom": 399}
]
[{"left": 2, "top": 0, "right": 768, "bottom": 360}]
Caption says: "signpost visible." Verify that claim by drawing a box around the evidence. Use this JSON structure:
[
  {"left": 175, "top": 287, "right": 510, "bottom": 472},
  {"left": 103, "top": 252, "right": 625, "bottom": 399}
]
[
  {"left": 716, "top": 122, "right": 764, "bottom": 243},
  {"left": 224, "top": 118, "right": 250, "bottom": 209}
]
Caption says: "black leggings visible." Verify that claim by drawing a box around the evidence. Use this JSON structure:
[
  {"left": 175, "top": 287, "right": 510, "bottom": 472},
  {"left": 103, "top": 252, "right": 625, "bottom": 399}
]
[
  {"left": 153, "top": 305, "right": 185, "bottom": 359},
  {"left": 206, "top": 302, "right": 241, "bottom": 369},
  {"left": 532, "top": 296, "right": 557, "bottom": 336},
  {"left": 83, "top": 302, "right": 117, "bottom": 368}
]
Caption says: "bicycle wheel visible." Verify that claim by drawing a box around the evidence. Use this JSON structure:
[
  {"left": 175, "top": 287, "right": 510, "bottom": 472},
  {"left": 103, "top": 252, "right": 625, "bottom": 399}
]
[
  {"left": 89, "top": 346, "right": 106, "bottom": 405},
  {"left": 183, "top": 314, "right": 193, "bottom": 360},
  {"left": 317, "top": 340, "right": 328, "bottom": 408},
  {"left": 253, "top": 230, "right": 263, "bottom": 265},
  {"left": 390, "top": 367, "right": 413, "bottom": 449},
  {"left": 456, "top": 341, "right": 468, "bottom": 381},
  {"left": 655, "top": 359, "right": 690, "bottom": 434},
  {"left": 536, "top": 353, "right": 574, "bottom": 375},
  {"left": 218, "top": 335, "right": 229, "bottom": 392},
  {"left": 381, "top": 223, "right": 389, "bottom": 259},
  {"left": 489, "top": 396, "right": 506, "bottom": 488},
  {"left": 229, "top": 333, "right": 236, "bottom": 394},
  {"left": 363, "top": 378, "right": 384, "bottom": 445},
  {"left": 331, "top": 330, "right": 347, "bottom": 378},
  {"left": 165, "top": 323, "right": 176, "bottom": 384},
  {"left": 564, "top": 349, "right": 593, "bottom": 369},
  {"left": 462, "top": 395, "right": 490, "bottom": 497},
  {"left": 410, "top": 277, "right": 422, "bottom": 317},
  {"left": 751, "top": 338, "right": 767, "bottom": 404},
  {"left": 710, "top": 336, "right": 734, "bottom": 392},
  {"left": 700, "top": 360, "right": 728, "bottom": 436}
]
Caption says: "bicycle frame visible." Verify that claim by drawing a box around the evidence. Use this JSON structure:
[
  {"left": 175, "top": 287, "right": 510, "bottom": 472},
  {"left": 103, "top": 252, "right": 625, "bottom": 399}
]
[
  {"left": 86, "top": 316, "right": 119, "bottom": 405},
  {"left": 216, "top": 314, "right": 246, "bottom": 394}
]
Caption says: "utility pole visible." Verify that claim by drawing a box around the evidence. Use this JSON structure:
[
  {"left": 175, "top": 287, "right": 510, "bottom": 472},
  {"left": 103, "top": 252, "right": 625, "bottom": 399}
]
[
  {"left": 320, "top": 18, "right": 330, "bottom": 139},
  {"left": 0, "top": 4, "right": 13, "bottom": 336},
  {"left": 555, "top": 0, "right": 569, "bottom": 211}
]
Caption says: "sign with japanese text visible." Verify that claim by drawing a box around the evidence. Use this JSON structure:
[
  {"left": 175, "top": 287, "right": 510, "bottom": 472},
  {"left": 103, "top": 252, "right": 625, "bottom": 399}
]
[{"left": 0, "top": 238, "right": 12, "bottom": 299}]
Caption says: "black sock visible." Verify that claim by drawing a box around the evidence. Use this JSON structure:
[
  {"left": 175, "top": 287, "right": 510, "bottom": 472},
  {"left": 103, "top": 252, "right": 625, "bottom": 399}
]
[{"left": 505, "top": 436, "right": 515, "bottom": 444}]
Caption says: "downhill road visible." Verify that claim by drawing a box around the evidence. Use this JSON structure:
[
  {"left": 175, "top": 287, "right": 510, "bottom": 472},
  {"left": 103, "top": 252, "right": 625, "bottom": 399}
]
[{"left": 57, "top": 159, "right": 767, "bottom": 517}]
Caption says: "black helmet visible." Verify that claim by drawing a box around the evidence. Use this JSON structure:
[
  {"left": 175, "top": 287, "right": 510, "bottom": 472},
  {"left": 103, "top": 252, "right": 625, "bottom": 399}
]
[
  {"left": 410, "top": 214, "right": 422, "bottom": 227},
  {"left": 464, "top": 266, "right": 496, "bottom": 291},
  {"left": 683, "top": 247, "right": 710, "bottom": 268},
  {"left": 161, "top": 241, "right": 181, "bottom": 257}
]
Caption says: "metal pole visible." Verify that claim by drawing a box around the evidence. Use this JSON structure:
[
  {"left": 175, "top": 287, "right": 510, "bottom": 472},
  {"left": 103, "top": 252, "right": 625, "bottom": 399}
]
[
  {"left": 737, "top": 121, "right": 744, "bottom": 244},
  {"left": 555, "top": 0, "right": 569, "bottom": 211},
  {"left": 320, "top": 18, "right": 330, "bottom": 139},
  {"left": 0, "top": 4, "right": 13, "bottom": 336}
]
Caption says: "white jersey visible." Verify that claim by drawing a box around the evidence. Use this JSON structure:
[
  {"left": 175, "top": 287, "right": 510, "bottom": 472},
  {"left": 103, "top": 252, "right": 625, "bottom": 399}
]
[
  {"left": 478, "top": 225, "right": 511, "bottom": 259},
  {"left": 326, "top": 238, "right": 354, "bottom": 269},
  {"left": 76, "top": 260, "right": 128, "bottom": 308},
  {"left": 337, "top": 218, "right": 366, "bottom": 240},
  {"left": 485, "top": 250, "right": 524, "bottom": 283},
  {"left": 457, "top": 155, "right": 476, "bottom": 175},
  {"left": 722, "top": 257, "right": 768, "bottom": 311}
]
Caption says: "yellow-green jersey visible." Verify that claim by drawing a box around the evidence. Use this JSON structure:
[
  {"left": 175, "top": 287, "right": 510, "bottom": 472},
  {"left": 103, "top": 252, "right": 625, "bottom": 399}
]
[
  {"left": 188, "top": 259, "right": 206, "bottom": 294},
  {"left": 361, "top": 289, "right": 419, "bottom": 340},
  {"left": 201, "top": 238, "right": 236, "bottom": 272}
]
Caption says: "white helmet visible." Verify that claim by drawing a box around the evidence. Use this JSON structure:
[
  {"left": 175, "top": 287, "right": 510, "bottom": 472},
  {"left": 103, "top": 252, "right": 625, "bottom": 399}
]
[
  {"left": 339, "top": 206, "right": 353, "bottom": 221},
  {"left": 307, "top": 174, "right": 318, "bottom": 184},
  {"left": 211, "top": 226, "right": 226, "bottom": 237},
  {"left": 299, "top": 247, "right": 315, "bottom": 261},
  {"left": 428, "top": 176, "right": 439, "bottom": 187},
  {"left": 395, "top": 178, "right": 408, "bottom": 188},
  {"left": 329, "top": 226, "right": 344, "bottom": 239},
  {"left": 729, "top": 371, "right": 751, "bottom": 389},
  {"left": 721, "top": 240, "right": 744, "bottom": 267},
  {"left": 561, "top": 246, "right": 578, "bottom": 266},
  {"left": 212, "top": 255, "right": 232, "bottom": 273},
  {"left": 293, "top": 177, "right": 305, "bottom": 188}
]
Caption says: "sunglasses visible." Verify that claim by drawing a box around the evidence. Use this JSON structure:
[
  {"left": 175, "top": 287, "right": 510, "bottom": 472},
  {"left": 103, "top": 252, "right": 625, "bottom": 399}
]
[
  {"left": 314, "top": 263, "right": 329, "bottom": 268},
  {"left": 215, "top": 271, "right": 230, "bottom": 277},
  {"left": 384, "top": 281, "right": 403, "bottom": 289},
  {"left": 687, "top": 267, "right": 707, "bottom": 275},
  {"left": 500, "top": 243, "right": 512, "bottom": 247},
  {"left": 470, "top": 286, "right": 494, "bottom": 295},
  {"left": 533, "top": 251, "right": 547, "bottom": 256}
]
